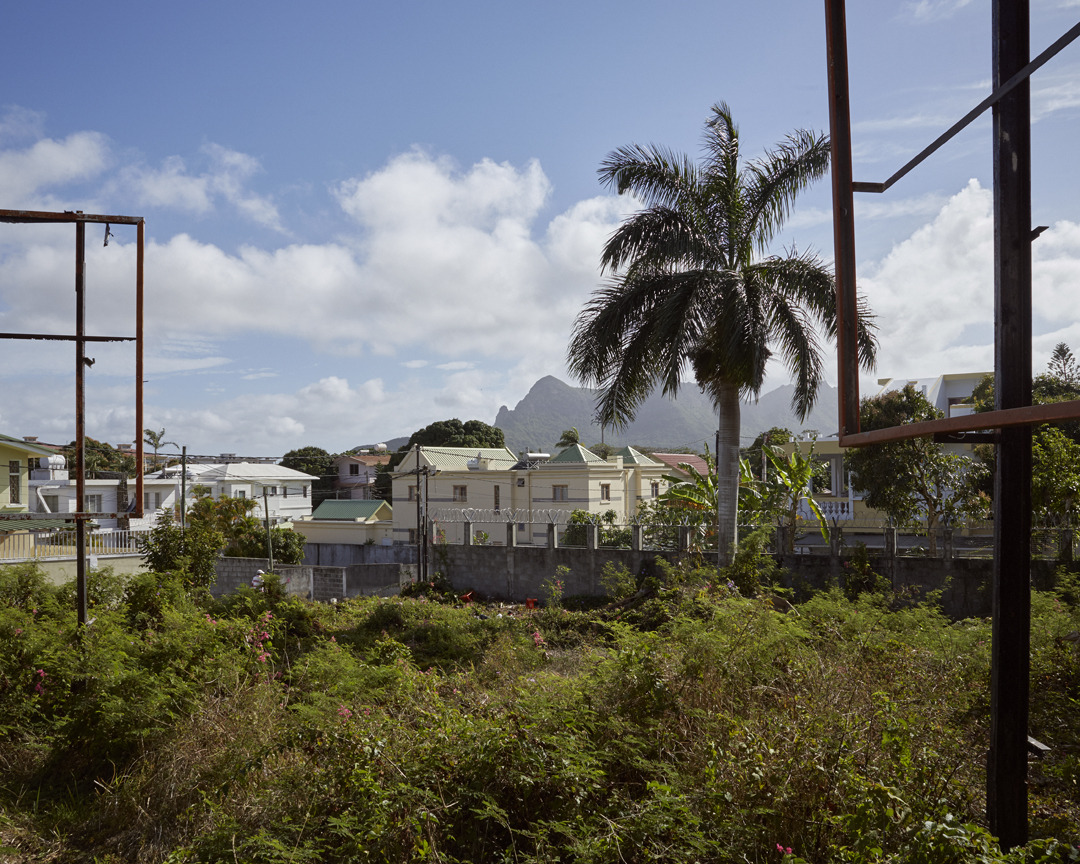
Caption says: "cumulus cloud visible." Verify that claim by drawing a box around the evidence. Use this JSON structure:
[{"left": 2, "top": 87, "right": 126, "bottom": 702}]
[
  {"left": 0, "top": 127, "right": 108, "bottom": 206},
  {"left": 113, "top": 142, "right": 284, "bottom": 230},
  {"left": 855, "top": 178, "right": 1080, "bottom": 380}
]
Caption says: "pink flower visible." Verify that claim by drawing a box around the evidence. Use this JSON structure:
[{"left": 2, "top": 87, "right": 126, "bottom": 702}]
[
  {"left": 776, "top": 844, "right": 792, "bottom": 855},
  {"left": 338, "top": 706, "right": 352, "bottom": 719}
]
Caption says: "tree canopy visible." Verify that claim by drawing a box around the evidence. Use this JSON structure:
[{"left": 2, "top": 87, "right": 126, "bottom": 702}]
[
  {"left": 400, "top": 419, "right": 505, "bottom": 452},
  {"left": 845, "top": 385, "right": 986, "bottom": 551}
]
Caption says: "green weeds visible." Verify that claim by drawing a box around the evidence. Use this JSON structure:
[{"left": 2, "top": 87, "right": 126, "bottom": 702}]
[{"left": 0, "top": 559, "right": 1077, "bottom": 862}]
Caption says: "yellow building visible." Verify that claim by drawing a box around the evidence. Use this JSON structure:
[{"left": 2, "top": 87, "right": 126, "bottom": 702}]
[
  {"left": 292, "top": 499, "right": 394, "bottom": 545},
  {"left": 392, "top": 444, "right": 671, "bottom": 545}
]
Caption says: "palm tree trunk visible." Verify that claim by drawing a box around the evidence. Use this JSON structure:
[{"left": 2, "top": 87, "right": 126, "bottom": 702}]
[{"left": 716, "top": 380, "right": 741, "bottom": 567}]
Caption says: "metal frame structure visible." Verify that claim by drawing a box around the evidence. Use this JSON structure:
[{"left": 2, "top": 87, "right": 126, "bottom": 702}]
[
  {"left": 0, "top": 209, "right": 145, "bottom": 627},
  {"left": 824, "top": 1, "right": 1079, "bottom": 847}
]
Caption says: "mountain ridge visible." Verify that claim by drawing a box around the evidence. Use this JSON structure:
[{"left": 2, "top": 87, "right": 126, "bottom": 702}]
[{"left": 493, "top": 375, "right": 839, "bottom": 455}]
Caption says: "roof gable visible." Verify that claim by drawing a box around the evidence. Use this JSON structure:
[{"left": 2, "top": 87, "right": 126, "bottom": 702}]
[
  {"left": 549, "top": 443, "right": 604, "bottom": 464},
  {"left": 310, "top": 499, "right": 391, "bottom": 521},
  {"left": 614, "top": 445, "right": 660, "bottom": 466}
]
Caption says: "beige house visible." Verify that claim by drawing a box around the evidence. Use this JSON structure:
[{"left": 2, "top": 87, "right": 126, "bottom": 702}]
[
  {"left": 391, "top": 444, "right": 671, "bottom": 545},
  {"left": 332, "top": 451, "right": 392, "bottom": 500},
  {"left": 292, "top": 499, "right": 394, "bottom": 545}
]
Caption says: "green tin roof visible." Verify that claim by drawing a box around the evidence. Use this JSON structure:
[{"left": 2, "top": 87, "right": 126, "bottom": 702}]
[
  {"left": 615, "top": 445, "right": 660, "bottom": 466},
  {"left": 548, "top": 443, "right": 604, "bottom": 464},
  {"left": 415, "top": 447, "right": 519, "bottom": 471},
  {"left": 310, "top": 500, "right": 392, "bottom": 521},
  {"left": 0, "top": 433, "right": 58, "bottom": 458}
]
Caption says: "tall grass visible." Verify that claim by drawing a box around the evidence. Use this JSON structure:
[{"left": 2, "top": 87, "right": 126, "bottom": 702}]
[{"left": 0, "top": 560, "right": 1077, "bottom": 862}]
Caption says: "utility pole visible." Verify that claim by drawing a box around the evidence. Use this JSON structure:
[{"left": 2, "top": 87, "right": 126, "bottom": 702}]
[{"left": 263, "top": 486, "right": 274, "bottom": 574}]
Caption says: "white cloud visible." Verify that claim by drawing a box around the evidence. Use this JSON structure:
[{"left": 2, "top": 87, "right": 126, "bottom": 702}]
[
  {"left": 0, "top": 129, "right": 108, "bottom": 205},
  {"left": 859, "top": 178, "right": 995, "bottom": 377},
  {"left": 905, "top": 0, "right": 975, "bottom": 21},
  {"left": 112, "top": 142, "right": 284, "bottom": 230}
]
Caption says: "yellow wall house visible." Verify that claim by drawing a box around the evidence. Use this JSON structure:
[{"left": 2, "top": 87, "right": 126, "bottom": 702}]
[
  {"left": 391, "top": 444, "right": 671, "bottom": 546},
  {"left": 292, "top": 499, "right": 394, "bottom": 546},
  {"left": 0, "top": 433, "right": 70, "bottom": 559}
]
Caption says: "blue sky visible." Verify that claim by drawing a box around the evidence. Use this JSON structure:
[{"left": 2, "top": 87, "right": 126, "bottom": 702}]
[{"left": 1, "top": 0, "right": 1079, "bottom": 456}]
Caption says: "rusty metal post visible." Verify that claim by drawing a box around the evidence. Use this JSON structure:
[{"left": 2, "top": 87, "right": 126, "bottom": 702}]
[
  {"left": 988, "top": 0, "right": 1032, "bottom": 847},
  {"left": 135, "top": 219, "right": 145, "bottom": 517},
  {"left": 824, "top": 0, "right": 861, "bottom": 438},
  {"left": 74, "top": 220, "right": 88, "bottom": 627}
]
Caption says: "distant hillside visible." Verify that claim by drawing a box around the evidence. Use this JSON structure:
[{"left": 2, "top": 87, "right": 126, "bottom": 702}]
[{"left": 494, "top": 376, "right": 839, "bottom": 455}]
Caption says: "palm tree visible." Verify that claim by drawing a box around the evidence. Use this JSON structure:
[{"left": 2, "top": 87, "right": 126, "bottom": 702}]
[
  {"left": 556, "top": 427, "right": 580, "bottom": 449},
  {"left": 568, "top": 103, "right": 877, "bottom": 565},
  {"left": 143, "top": 428, "right": 175, "bottom": 472}
]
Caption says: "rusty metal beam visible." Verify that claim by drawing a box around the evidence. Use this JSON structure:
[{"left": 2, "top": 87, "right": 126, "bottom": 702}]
[
  {"left": 0, "top": 332, "right": 134, "bottom": 342},
  {"left": 74, "top": 221, "right": 89, "bottom": 628},
  {"left": 839, "top": 399, "right": 1080, "bottom": 447},
  {"left": 0, "top": 209, "right": 142, "bottom": 225},
  {"left": 135, "top": 219, "right": 145, "bottom": 519},
  {"left": 852, "top": 20, "right": 1080, "bottom": 194},
  {"left": 825, "top": 0, "right": 861, "bottom": 439}
]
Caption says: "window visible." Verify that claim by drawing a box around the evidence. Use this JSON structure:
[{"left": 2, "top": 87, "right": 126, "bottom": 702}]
[
  {"left": 493, "top": 486, "right": 500, "bottom": 512},
  {"left": 303, "top": 485, "right": 309, "bottom": 498},
  {"left": 283, "top": 487, "right": 288, "bottom": 498},
  {"left": 408, "top": 528, "right": 417, "bottom": 544},
  {"left": 408, "top": 485, "right": 417, "bottom": 502},
  {"left": 42, "top": 494, "right": 59, "bottom": 513},
  {"left": 600, "top": 483, "right": 611, "bottom": 501},
  {"left": 237, "top": 490, "right": 246, "bottom": 499},
  {"left": 86, "top": 494, "right": 103, "bottom": 513},
  {"left": 651, "top": 481, "right": 660, "bottom": 499},
  {"left": 265, "top": 486, "right": 277, "bottom": 496},
  {"left": 144, "top": 491, "right": 163, "bottom": 511},
  {"left": 8, "top": 461, "right": 19, "bottom": 505},
  {"left": 349, "top": 463, "right": 360, "bottom": 476},
  {"left": 453, "top": 485, "right": 467, "bottom": 502},
  {"left": 553, "top": 485, "right": 568, "bottom": 502}
]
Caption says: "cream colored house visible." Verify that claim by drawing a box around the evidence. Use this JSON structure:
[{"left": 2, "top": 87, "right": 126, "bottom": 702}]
[
  {"left": 332, "top": 451, "right": 391, "bottom": 500},
  {"left": 391, "top": 444, "right": 671, "bottom": 546},
  {"left": 292, "top": 499, "right": 394, "bottom": 545}
]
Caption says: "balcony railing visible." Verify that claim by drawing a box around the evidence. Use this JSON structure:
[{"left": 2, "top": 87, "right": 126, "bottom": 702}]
[{"left": 0, "top": 527, "right": 152, "bottom": 563}]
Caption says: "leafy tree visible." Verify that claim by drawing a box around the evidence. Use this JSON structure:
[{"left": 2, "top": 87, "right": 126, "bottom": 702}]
[
  {"left": 63, "top": 437, "right": 136, "bottom": 478},
  {"left": 187, "top": 489, "right": 261, "bottom": 557},
  {"left": 234, "top": 524, "right": 307, "bottom": 565},
  {"left": 567, "top": 102, "right": 877, "bottom": 565},
  {"left": 401, "top": 418, "right": 505, "bottom": 452},
  {"left": 845, "top": 385, "right": 987, "bottom": 553},
  {"left": 280, "top": 445, "right": 337, "bottom": 505},
  {"left": 137, "top": 512, "right": 223, "bottom": 588}
]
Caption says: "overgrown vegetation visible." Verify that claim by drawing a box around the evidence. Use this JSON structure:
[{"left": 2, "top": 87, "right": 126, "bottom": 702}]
[{"left": 1, "top": 557, "right": 1078, "bottom": 863}]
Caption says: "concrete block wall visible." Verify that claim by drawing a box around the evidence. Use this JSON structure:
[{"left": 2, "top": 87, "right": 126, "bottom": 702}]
[{"left": 434, "top": 545, "right": 680, "bottom": 603}]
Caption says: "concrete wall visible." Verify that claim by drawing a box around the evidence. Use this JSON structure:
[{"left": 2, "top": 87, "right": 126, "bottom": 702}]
[
  {"left": 433, "top": 544, "right": 681, "bottom": 602},
  {"left": 304, "top": 542, "right": 417, "bottom": 567},
  {"left": 431, "top": 544, "right": 1062, "bottom": 620},
  {"left": 211, "top": 556, "right": 414, "bottom": 602},
  {"left": 35, "top": 554, "right": 147, "bottom": 586}
]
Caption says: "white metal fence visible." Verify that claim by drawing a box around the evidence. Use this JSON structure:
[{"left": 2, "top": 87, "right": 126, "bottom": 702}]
[{"left": 0, "top": 527, "right": 152, "bottom": 563}]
